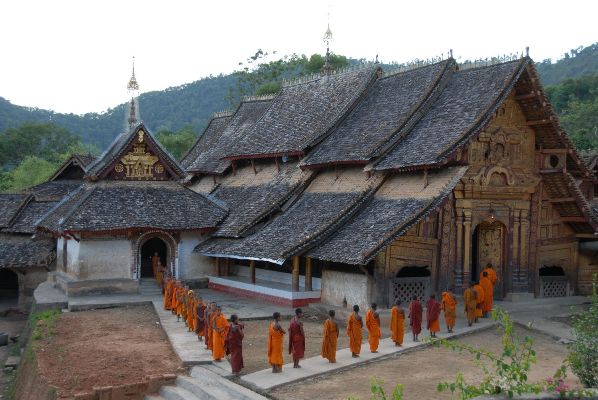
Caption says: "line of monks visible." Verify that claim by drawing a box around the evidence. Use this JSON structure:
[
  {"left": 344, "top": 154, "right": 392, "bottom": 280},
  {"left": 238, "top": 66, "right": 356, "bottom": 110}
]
[{"left": 159, "top": 264, "right": 497, "bottom": 375}]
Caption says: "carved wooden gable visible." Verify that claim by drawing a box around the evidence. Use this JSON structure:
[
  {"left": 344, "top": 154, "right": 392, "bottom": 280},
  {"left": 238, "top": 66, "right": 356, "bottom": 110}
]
[{"left": 107, "top": 129, "right": 172, "bottom": 181}]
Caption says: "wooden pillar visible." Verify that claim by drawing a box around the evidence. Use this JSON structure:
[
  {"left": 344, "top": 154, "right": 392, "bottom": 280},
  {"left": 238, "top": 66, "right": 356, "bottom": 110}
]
[
  {"left": 224, "top": 259, "right": 230, "bottom": 277},
  {"left": 249, "top": 260, "right": 256, "bottom": 284},
  {"left": 305, "top": 257, "right": 312, "bottom": 291},
  {"left": 519, "top": 209, "right": 529, "bottom": 290},
  {"left": 463, "top": 210, "right": 472, "bottom": 286},
  {"left": 456, "top": 210, "right": 464, "bottom": 287},
  {"left": 216, "top": 258, "right": 221, "bottom": 277},
  {"left": 292, "top": 256, "right": 300, "bottom": 292}
]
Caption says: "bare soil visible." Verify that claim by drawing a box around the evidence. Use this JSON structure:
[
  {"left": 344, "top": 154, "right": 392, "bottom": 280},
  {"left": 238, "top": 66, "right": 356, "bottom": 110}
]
[
  {"left": 270, "top": 327, "right": 581, "bottom": 400},
  {"left": 34, "top": 305, "right": 182, "bottom": 398},
  {"left": 0, "top": 310, "right": 27, "bottom": 398}
]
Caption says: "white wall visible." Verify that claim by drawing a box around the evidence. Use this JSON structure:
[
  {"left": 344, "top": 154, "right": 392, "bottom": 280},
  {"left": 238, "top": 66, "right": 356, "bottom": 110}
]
[
  {"left": 321, "top": 269, "right": 369, "bottom": 310},
  {"left": 178, "top": 232, "right": 215, "bottom": 279},
  {"left": 234, "top": 265, "right": 321, "bottom": 290},
  {"left": 65, "top": 238, "right": 80, "bottom": 278},
  {"left": 75, "top": 239, "right": 131, "bottom": 280}
]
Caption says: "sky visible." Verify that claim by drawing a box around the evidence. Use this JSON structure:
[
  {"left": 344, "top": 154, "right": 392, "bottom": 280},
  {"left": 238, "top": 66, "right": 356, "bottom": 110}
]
[{"left": 0, "top": 0, "right": 596, "bottom": 114}]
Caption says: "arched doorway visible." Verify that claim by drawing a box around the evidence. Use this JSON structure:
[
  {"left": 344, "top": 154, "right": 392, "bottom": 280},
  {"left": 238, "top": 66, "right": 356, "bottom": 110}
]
[
  {"left": 140, "top": 238, "right": 167, "bottom": 278},
  {"left": 0, "top": 269, "right": 19, "bottom": 310},
  {"left": 472, "top": 220, "right": 505, "bottom": 299}
]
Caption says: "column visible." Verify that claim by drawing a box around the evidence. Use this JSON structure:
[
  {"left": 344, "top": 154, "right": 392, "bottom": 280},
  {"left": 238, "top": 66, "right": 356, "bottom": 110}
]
[
  {"left": 463, "top": 209, "right": 472, "bottom": 286},
  {"left": 305, "top": 257, "right": 313, "bottom": 291},
  {"left": 519, "top": 209, "right": 529, "bottom": 291},
  {"left": 455, "top": 210, "right": 464, "bottom": 287},
  {"left": 215, "top": 258, "right": 221, "bottom": 277},
  {"left": 249, "top": 260, "right": 256, "bottom": 284},
  {"left": 292, "top": 256, "right": 300, "bottom": 292},
  {"left": 224, "top": 258, "right": 230, "bottom": 277}
]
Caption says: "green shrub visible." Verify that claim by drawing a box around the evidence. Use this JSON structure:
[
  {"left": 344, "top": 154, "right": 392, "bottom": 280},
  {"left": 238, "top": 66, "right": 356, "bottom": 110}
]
[{"left": 569, "top": 275, "right": 598, "bottom": 388}]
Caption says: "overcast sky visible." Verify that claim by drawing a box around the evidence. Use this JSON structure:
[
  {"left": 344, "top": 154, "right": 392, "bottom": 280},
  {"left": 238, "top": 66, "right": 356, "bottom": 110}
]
[{"left": 1, "top": 0, "right": 596, "bottom": 114}]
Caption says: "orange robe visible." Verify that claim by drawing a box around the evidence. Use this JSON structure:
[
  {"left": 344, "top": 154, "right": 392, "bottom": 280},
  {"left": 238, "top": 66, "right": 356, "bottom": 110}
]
[
  {"left": 321, "top": 319, "right": 338, "bottom": 362},
  {"left": 187, "top": 297, "right": 196, "bottom": 330},
  {"left": 473, "top": 284, "right": 485, "bottom": 318},
  {"left": 390, "top": 306, "right": 405, "bottom": 345},
  {"left": 268, "top": 322, "right": 284, "bottom": 367},
  {"left": 481, "top": 267, "right": 498, "bottom": 285},
  {"left": 171, "top": 286, "right": 179, "bottom": 315},
  {"left": 463, "top": 288, "right": 477, "bottom": 324},
  {"left": 347, "top": 313, "right": 363, "bottom": 355},
  {"left": 163, "top": 279, "right": 172, "bottom": 310},
  {"left": 365, "top": 310, "right": 381, "bottom": 352},
  {"left": 212, "top": 314, "right": 228, "bottom": 360},
  {"left": 207, "top": 312, "right": 215, "bottom": 350},
  {"left": 480, "top": 276, "right": 494, "bottom": 313},
  {"left": 441, "top": 292, "right": 457, "bottom": 328},
  {"left": 151, "top": 255, "right": 160, "bottom": 278}
]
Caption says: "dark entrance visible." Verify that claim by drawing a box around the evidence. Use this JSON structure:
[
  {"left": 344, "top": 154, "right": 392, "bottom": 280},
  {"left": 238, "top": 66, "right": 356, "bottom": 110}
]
[
  {"left": 140, "top": 238, "right": 167, "bottom": 278},
  {"left": 473, "top": 221, "right": 506, "bottom": 299},
  {"left": 0, "top": 269, "right": 19, "bottom": 308}
]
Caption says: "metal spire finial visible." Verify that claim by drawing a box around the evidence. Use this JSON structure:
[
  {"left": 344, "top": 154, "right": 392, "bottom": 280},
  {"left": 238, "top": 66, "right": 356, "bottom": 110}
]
[
  {"left": 322, "top": 9, "right": 333, "bottom": 75},
  {"left": 127, "top": 56, "right": 139, "bottom": 93},
  {"left": 126, "top": 57, "right": 140, "bottom": 129}
]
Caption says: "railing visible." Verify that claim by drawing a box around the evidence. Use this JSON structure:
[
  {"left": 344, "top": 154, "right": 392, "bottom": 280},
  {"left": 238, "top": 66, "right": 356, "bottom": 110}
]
[
  {"left": 539, "top": 276, "right": 570, "bottom": 297},
  {"left": 389, "top": 277, "right": 431, "bottom": 305}
]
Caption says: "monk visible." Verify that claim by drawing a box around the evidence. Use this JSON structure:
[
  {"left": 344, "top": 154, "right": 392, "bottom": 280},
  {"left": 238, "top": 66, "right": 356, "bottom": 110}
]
[
  {"left": 204, "top": 302, "right": 214, "bottom": 350},
  {"left": 163, "top": 275, "right": 173, "bottom": 310},
  {"left": 181, "top": 287, "right": 189, "bottom": 325},
  {"left": 426, "top": 294, "right": 441, "bottom": 338},
  {"left": 155, "top": 260, "right": 165, "bottom": 286},
  {"left": 207, "top": 302, "right": 217, "bottom": 351},
  {"left": 268, "top": 312, "right": 285, "bottom": 373},
  {"left": 481, "top": 263, "right": 498, "bottom": 286},
  {"left": 288, "top": 308, "right": 305, "bottom": 368},
  {"left": 171, "top": 282, "right": 180, "bottom": 317},
  {"left": 347, "top": 305, "right": 363, "bottom": 358},
  {"left": 473, "top": 281, "right": 485, "bottom": 322},
  {"left": 408, "top": 296, "right": 423, "bottom": 342},
  {"left": 390, "top": 300, "right": 405, "bottom": 346},
  {"left": 226, "top": 314, "right": 244, "bottom": 374},
  {"left": 365, "top": 303, "right": 381, "bottom": 353},
  {"left": 212, "top": 306, "right": 228, "bottom": 362},
  {"left": 186, "top": 290, "right": 195, "bottom": 331},
  {"left": 151, "top": 252, "right": 160, "bottom": 279},
  {"left": 195, "top": 297, "right": 207, "bottom": 341},
  {"left": 321, "top": 310, "right": 339, "bottom": 363},
  {"left": 463, "top": 282, "right": 477, "bottom": 326},
  {"left": 480, "top": 271, "right": 494, "bottom": 317},
  {"left": 441, "top": 290, "right": 457, "bottom": 333}
]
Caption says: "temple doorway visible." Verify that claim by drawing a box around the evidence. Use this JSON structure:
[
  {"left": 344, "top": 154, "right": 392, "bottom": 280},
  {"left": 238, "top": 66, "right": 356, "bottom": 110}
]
[
  {"left": 140, "top": 237, "right": 168, "bottom": 278},
  {"left": 472, "top": 221, "right": 505, "bottom": 299},
  {"left": 0, "top": 269, "right": 19, "bottom": 309}
]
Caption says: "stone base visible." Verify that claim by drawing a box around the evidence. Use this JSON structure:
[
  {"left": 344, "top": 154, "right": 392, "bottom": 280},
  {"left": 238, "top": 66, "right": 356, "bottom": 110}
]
[
  {"left": 503, "top": 292, "right": 535, "bottom": 302},
  {"left": 182, "top": 277, "right": 209, "bottom": 290},
  {"left": 50, "top": 272, "right": 139, "bottom": 296}
]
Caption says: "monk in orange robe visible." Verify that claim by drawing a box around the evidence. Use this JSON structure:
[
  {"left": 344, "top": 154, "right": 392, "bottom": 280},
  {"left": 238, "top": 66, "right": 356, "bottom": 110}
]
[
  {"left": 347, "top": 305, "right": 363, "bottom": 357},
  {"left": 365, "top": 303, "right": 381, "bottom": 353},
  {"left": 481, "top": 263, "right": 498, "bottom": 286},
  {"left": 195, "top": 297, "right": 207, "bottom": 342},
  {"left": 268, "top": 312, "right": 285, "bottom": 373},
  {"left": 171, "top": 282, "right": 180, "bottom": 317},
  {"left": 212, "top": 306, "right": 228, "bottom": 362},
  {"left": 426, "top": 294, "right": 441, "bottom": 338},
  {"left": 409, "top": 296, "right": 423, "bottom": 342},
  {"left": 463, "top": 282, "right": 477, "bottom": 326},
  {"left": 226, "top": 314, "right": 244, "bottom": 374},
  {"left": 151, "top": 252, "right": 160, "bottom": 279},
  {"left": 204, "top": 302, "right": 213, "bottom": 349},
  {"left": 163, "top": 276, "right": 172, "bottom": 310},
  {"left": 288, "top": 308, "right": 305, "bottom": 368},
  {"left": 207, "top": 302, "right": 217, "bottom": 351},
  {"left": 187, "top": 291, "right": 196, "bottom": 332},
  {"left": 321, "top": 310, "right": 339, "bottom": 363},
  {"left": 441, "top": 290, "right": 457, "bottom": 333},
  {"left": 390, "top": 300, "right": 405, "bottom": 346},
  {"left": 473, "top": 282, "right": 485, "bottom": 322},
  {"left": 155, "top": 260, "right": 165, "bottom": 286},
  {"left": 480, "top": 271, "right": 494, "bottom": 316}
]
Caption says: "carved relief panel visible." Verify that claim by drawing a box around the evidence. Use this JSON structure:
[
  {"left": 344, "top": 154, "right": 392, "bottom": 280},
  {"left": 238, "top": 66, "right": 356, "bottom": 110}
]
[
  {"left": 476, "top": 221, "right": 504, "bottom": 271},
  {"left": 109, "top": 130, "right": 169, "bottom": 181}
]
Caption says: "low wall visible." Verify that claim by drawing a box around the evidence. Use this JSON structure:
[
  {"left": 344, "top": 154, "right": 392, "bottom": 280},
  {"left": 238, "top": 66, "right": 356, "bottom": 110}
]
[
  {"left": 66, "top": 278, "right": 139, "bottom": 296},
  {"left": 321, "top": 270, "right": 369, "bottom": 311},
  {"left": 234, "top": 265, "right": 322, "bottom": 290}
]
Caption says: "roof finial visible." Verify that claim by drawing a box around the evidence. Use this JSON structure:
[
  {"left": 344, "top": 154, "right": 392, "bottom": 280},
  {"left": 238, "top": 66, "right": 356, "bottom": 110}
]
[
  {"left": 449, "top": 49, "right": 453, "bottom": 59},
  {"left": 126, "top": 56, "right": 140, "bottom": 129},
  {"left": 525, "top": 46, "right": 530, "bottom": 58},
  {"left": 321, "top": 8, "right": 333, "bottom": 75}
]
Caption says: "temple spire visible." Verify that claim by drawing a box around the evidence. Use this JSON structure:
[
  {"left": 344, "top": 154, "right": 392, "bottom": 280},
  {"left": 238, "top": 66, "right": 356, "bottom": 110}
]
[
  {"left": 126, "top": 57, "right": 140, "bottom": 129},
  {"left": 321, "top": 14, "right": 333, "bottom": 75}
]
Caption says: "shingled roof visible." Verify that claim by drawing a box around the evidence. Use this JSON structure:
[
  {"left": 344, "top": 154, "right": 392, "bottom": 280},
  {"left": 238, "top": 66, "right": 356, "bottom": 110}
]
[
  {"left": 3, "top": 199, "right": 59, "bottom": 234},
  {"left": 86, "top": 123, "right": 186, "bottom": 180},
  {"left": 223, "top": 67, "right": 378, "bottom": 159},
  {"left": 26, "top": 180, "right": 82, "bottom": 202},
  {"left": 38, "top": 180, "right": 227, "bottom": 235},
  {"left": 209, "top": 162, "right": 313, "bottom": 238},
  {"left": 181, "top": 113, "right": 233, "bottom": 170},
  {"left": 197, "top": 168, "right": 382, "bottom": 263},
  {"left": 0, "top": 233, "right": 55, "bottom": 269},
  {"left": 0, "top": 194, "right": 27, "bottom": 228},
  {"left": 301, "top": 60, "right": 454, "bottom": 167},
  {"left": 308, "top": 167, "right": 468, "bottom": 264},
  {"left": 183, "top": 99, "right": 273, "bottom": 174},
  {"left": 374, "top": 59, "right": 528, "bottom": 171}
]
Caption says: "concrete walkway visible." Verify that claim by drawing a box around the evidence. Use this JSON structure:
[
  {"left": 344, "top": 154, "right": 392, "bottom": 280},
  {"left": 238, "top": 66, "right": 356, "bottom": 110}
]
[{"left": 241, "top": 317, "right": 496, "bottom": 392}]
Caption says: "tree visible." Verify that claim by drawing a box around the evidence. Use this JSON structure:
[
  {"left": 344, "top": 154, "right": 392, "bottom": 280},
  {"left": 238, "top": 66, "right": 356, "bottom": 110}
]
[
  {"left": 9, "top": 156, "right": 57, "bottom": 191},
  {"left": 155, "top": 125, "right": 198, "bottom": 160}
]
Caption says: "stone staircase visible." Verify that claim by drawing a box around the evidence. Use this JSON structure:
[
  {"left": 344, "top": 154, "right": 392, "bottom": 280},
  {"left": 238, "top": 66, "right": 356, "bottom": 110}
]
[
  {"left": 145, "top": 366, "right": 267, "bottom": 400},
  {"left": 139, "top": 278, "right": 163, "bottom": 297}
]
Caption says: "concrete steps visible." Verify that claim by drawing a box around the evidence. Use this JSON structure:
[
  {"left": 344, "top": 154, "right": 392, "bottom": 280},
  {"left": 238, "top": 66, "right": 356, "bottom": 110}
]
[
  {"left": 139, "top": 279, "right": 163, "bottom": 296},
  {"left": 144, "top": 367, "right": 267, "bottom": 400}
]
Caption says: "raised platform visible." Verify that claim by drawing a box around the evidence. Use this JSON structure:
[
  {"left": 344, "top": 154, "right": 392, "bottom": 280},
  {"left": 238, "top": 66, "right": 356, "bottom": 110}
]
[{"left": 208, "top": 275, "right": 321, "bottom": 307}]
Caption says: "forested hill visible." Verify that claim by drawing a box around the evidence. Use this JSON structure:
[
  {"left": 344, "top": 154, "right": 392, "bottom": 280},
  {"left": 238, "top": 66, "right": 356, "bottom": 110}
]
[
  {"left": 1, "top": 44, "right": 597, "bottom": 149},
  {"left": 0, "top": 74, "right": 234, "bottom": 149}
]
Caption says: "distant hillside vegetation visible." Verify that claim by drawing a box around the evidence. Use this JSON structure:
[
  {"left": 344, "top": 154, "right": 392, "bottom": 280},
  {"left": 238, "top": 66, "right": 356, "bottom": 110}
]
[{"left": 536, "top": 43, "right": 598, "bottom": 85}]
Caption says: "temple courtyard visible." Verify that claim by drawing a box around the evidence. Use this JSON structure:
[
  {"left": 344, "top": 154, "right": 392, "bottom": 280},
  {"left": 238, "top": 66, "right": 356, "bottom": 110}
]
[{"left": 0, "top": 288, "right": 588, "bottom": 399}]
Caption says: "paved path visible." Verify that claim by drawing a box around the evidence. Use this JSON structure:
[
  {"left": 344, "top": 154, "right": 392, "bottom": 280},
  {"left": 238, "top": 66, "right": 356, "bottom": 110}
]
[{"left": 241, "top": 317, "right": 496, "bottom": 392}]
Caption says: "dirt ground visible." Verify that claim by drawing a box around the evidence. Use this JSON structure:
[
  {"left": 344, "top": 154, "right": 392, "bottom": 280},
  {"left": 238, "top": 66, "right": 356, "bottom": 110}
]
[
  {"left": 34, "top": 305, "right": 183, "bottom": 398},
  {"left": 270, "top": 327, "right": 581, "bottom": 400}
]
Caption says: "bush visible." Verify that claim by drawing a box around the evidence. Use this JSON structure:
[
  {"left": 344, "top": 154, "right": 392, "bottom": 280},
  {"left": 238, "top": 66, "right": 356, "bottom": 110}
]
[{"left": 569, "top": 275, "right": 598, "bottom": 388}]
